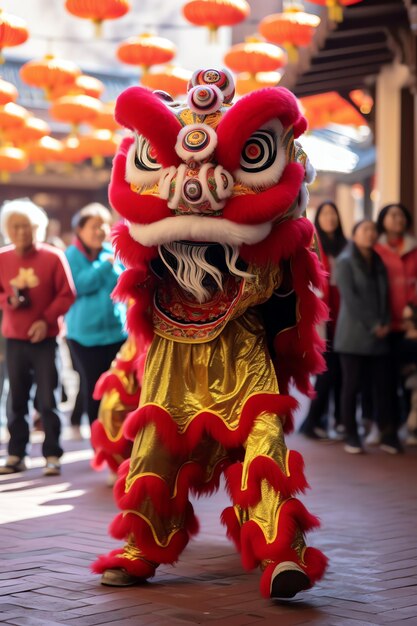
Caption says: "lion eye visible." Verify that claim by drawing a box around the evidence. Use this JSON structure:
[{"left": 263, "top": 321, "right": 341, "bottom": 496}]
[
  {"left": 233, "top": 120, "right": 286, "bottom": 188},
  {"left": 240, "top": 130, "right": 277, "bottom": 173},
  {"left": 134, "top": 135, "right": 161, "bottom": 172}
]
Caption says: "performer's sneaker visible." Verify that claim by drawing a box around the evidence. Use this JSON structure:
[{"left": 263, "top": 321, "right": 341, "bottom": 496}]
[
  {"left": 270, "top": 561, "right": 310, "bottom": 599},
  {"left": 101, "top": 568, "right": 147, "bottom": 587}
]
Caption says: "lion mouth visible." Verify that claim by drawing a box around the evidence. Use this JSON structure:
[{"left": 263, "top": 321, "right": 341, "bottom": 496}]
[{"left": 128, "top": 215, "right": 272, "bottom": 248}]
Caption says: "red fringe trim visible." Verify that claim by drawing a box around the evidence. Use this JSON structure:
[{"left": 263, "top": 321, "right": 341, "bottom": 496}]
[
  {"left": 259, "top": 546, "right": 328, "bottom": 598},
  {"left": 125, "top": 298, "right": 154, "bottom": 345},
  {"left": 239, "top": 217, "right": 313, "bottom": 267},
  {"left": 92, "top": 374, "right": 140, "bottom": 406},
  {"left": 111, "top": 221, "right": 157, "bottom": 269},
  {"left": 90, "top": 421, "right": 132, "bottom": 472},
  {"left": 221, "top": 498, "right": 321, "bottom": 571},
  {"left": 274, "top": 247, "right": 327, "bottom": 397},
  {"left": 91, "top": 548, "right": 156, "bottom": 578},
  {"left": 109, "top": 503, "right": 199, "bottom": 564},
  {"left": 225, "top": 450, "right": 308, "bottom": 508},
  {"left": 113, "top": 456, "right": 230, "bottom": 517},
  {"left": 123, "top": 393, "right": 298, "bottom": 452},
  {"left": 111, "top": 267, "right": 150, "bottom": 303}
]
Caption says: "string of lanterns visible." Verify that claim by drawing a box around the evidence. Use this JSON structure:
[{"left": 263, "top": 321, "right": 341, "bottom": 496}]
[{"left": 0, "top": 0, "right": 368, "bottom": 182}]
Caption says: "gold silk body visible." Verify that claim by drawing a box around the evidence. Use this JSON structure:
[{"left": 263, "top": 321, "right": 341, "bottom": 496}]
[{"left": 118, "top": 262, "right": 305, "bottom": 559}]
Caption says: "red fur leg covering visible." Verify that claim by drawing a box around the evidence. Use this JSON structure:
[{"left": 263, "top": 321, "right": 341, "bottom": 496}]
[
  {"left": 273, "top": 247, "right": 327, "bottom": 398},
  {"left": 113, "top": 456, "right": 228, "bottom": 517},
  {"left": 109, "top": 502, "right": 199, "bottom": 565},
  {"left": 221, "top": 497, "right": 325, "bottom": 573},
  {"left": 90, "top": 421, "right": 132, "bottom": 472},
  {"left": 225, "top": 450, "right": 309, "bottom": 508},
  {"left": 92, "top": 548, "right": 156, "bottom": 578},
  {"left": 259, "top": 546, "right": 328, "bottom": 598}
]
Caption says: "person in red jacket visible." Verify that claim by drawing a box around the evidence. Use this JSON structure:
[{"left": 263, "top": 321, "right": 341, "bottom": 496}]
[
  {"left": 374, "top": 203, "right": 417, "bottom": 442},
  {"left": 0, "top": 199, "right": 75, "bottom": 476}
]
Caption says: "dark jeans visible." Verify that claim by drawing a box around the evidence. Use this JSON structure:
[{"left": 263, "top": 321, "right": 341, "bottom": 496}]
[
  {"left": 6, "top": 338, "right": 63, "bottom": 459},
  {"left": 304, "top": 349, "right": 342, "bottom": 429},
  {"left": 66, "top": 339, "right": 124, "bottom": 426},
  {"left": 339, "top": 353, "right": 396, "bottom": 439},
  {"left": 66, "top": 339, "right": 85, "bottom": 427}
]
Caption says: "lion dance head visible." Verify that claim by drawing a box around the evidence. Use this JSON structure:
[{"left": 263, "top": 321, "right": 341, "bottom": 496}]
[{"left": 110, "top": 69, "right": 324, "bottom": 396}]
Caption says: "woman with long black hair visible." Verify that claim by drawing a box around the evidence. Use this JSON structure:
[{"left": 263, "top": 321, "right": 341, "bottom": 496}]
[{"left": 299, "top": 201, "right": 347, "bottom": 439}]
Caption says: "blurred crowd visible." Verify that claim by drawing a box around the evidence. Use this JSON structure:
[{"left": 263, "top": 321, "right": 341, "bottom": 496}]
[
  {"left": 300, "top": 201, "right": 417, "bottom": 454},
  {"left": 0, "top": 199, "right": 126, "bottom": 476},
  {"left": 0, "top": 196, "right": 416, "bottom": 478}
]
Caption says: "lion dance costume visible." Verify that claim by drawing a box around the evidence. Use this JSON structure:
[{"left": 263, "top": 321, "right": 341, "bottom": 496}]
[{"left": 93, "top": 69, "right": 328, "bottom": 599}]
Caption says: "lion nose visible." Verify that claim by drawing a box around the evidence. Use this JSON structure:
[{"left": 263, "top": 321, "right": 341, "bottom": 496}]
[{"left": 159, "top": 162, "right": 234, "bottom": 215}]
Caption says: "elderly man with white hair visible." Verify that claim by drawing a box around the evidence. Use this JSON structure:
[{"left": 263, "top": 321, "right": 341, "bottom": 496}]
[{"left": 0, "top": 198, "right": 75, "bottom": 476}]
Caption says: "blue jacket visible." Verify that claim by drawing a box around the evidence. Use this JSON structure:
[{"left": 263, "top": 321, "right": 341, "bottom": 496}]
[{"left": 65, "top": 243, "right": 127, "bottom": 347}]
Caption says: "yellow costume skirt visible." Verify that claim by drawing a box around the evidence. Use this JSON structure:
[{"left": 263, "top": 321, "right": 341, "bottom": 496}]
[{"left": 94, "top": 309, "right": 328, "bottom": 596}]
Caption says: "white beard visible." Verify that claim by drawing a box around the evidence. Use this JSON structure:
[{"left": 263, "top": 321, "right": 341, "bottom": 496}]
[{"left": 158, "top": 242, "right": 253, "bottom": 304}]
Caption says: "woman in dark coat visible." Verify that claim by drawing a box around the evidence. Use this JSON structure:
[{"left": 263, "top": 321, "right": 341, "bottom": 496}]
[{"left": 335, "top": 219, "right": 402, "bottom": 454}]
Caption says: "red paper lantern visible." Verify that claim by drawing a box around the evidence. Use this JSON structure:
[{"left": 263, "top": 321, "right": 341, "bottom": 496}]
[
  {"left": 0, "top": 145, "right": 28, "bottom": 182},
  {"left": 0, "top": 10, "right": 29, "bottom": 62},
  {"left": 50, "top": 74, "right": 105, "bottom": 100},
  {"left": 65, "top": 0, "right": 130, "bottom": 35},
  {"left": 0, "top": 77, "right": 18, "bottom": 104},
  {"left": 26, "top": 136, "right": 63, "bottom": 174},
  {"left": 117, "top": 33, "right": 176, "bottom": 73},
  {"left": 141, "top": 66, "right": 192, "bottom": 97},
  {"left": 307, "top": 0, "right": 363, "bottom": 23},
  {"left": 224, "top": 39, "right": 287, "bottom": 74},
  {"left": 20, "top": 55, "right": 81, "bottom": 100},
  {"left": 235, "top": 71, "right": 282, "bottom": 95},
  {"left": 49, "top": 95, "right": 102, "bottom": 129},
  {"left": 0, "top": 102, "right": 28, "bottom": 134},
  {"left": 259, "top": 7, "right": 320, "bottom": 63},
  {"left": 5, "top": 116, "right": 50, "bottom": 145},
  {"left": 349, "top": 89, "right": 373, "bottom": 115},
  {"left": 300, "top": 91, "right": 366, "bottom": 129},
  {"left": 90, "top": 102, "right": 121, "bottom": 132},
  {"left": 183, "top": 0, "right": 250, "bottom": 41},
  {"left": 61, "top": 135, "right": 88, "bottom": 164},
  {"left": 78, "top": 130, "right": 119, "bottom": 167}
]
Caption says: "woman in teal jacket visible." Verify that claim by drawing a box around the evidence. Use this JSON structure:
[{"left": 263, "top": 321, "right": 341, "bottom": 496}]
[{"left": 65, "top": 203, "right": 127, "bottom": 426}]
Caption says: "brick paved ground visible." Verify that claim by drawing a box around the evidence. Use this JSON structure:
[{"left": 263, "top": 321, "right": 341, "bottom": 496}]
[{"left": 1, "top": 419, "right": 417, "bottom": 626}]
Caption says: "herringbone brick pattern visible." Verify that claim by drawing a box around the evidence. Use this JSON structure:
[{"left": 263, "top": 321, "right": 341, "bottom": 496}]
[{"left": 1, "top": 429, "right": 417, "bottom": 625}]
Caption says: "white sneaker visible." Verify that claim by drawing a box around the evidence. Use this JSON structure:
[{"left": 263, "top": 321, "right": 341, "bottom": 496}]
[
  {"left": 107, "top": 470, "right": 118, "bottom": 487},
  {"left": 68, "top": 425, "right": 83, "bottom": 441},
  {"left": 43, "top": 457, "right": 61, "bottom": 476},
  {"left": 365, "top": 423, "right": 380, "bottom": 446},
  {"left": 0, "top": 455, "right": 27, "bottom": 474},
  {"left": 405, "top": 432, "right": 417, "bottom": 446}
]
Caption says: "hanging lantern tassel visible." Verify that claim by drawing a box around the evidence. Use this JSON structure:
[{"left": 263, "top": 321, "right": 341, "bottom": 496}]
[
  {"left": 92, "top": 154, "right": 104, "bottom": 168},
  {"left": 93, "top": 19, "right": 103, "bottom": 37},
  {"left": 327, "top": 0, "right": 344, "bottom": 22},
  {"left": 208, "top": 24, "right": 218, "bottom": 44},
  {"left": 284, "top": 42, "right": 298, "bottom": 64}
]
